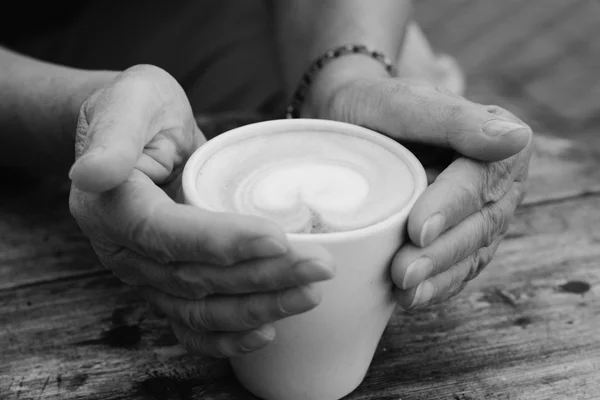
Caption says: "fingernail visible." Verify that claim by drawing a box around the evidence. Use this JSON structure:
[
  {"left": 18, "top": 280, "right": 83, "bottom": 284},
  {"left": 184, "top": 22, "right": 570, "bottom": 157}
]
[
  {"left": 482, "top": 119, "right": 527, "bottom": 137},
  {"left": 279, "top": 286, "right": 322, "bottom": 315},
  {"left": 240, "top": 325, "right": 276, "bottom": 352},
  {"left": 410, "top": 281, "right": 434, "bottom": 308},
  {"left": 420, "top": 212, "right": 445, "bottom": 247},
  {"left": 295, "top": 259, "right": 335, "bottom": 282},
  {"left": 240, "top": 237, "right": 287, "bottom": 259},
  {"left": 402, "top": 257, "right": 433, "bottom": 289}
]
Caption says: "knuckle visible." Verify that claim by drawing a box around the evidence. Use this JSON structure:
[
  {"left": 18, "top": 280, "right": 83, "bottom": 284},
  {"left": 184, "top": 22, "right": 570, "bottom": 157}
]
[
  {"left": 91, "top": 242, "right": 117, "bottom": 271},
  {"left": 482, "top": 239, "right": 501, "bottom": 266},
  {"left": 75, "top": 89, "right": 102, "bottom": 142},
  {"left": 327, "top": 82, "right": 353, "bottom": 121},
  {"left": 515, "top": 181, "right": 528, "bottom": 206},
  {"left": 169, "top": 265, "right": 189, "bottom": 288},
  {"left": 183, "top": 300, "right": 212, "bottom": 331},
  {"left": 170, "top": 265, "right": 211, "bottom": 298},
  {"left": 446, "top": 282, "right": 468, "bottom": 302},
  {"left": 482, "top": 161, "right": 513, "bottom": 203},
  {"left": 455, "top": 174, "right": 484, "bottom": 210},
  {"left": 479, "top": 204, "right": 506, "bottom": 248},
  {"left": 119, "top": 70, "right": 157, "bottom": 93},
  {"left": 448, "top": 265, "right": 467, "bottom": 292},
  {"left": 74, "top": 115, "right": 90, "bottom": 159},
  {"left": 177, "top": 327, "right": 215, "bottom": 357},
  {"left": 205, "top": 237, "right": 240, "bottom": 266},
  {"left": 245, "top": 263, "right": 273, "bottom": 289},
  {"left": 464, "top": 252, "right": 483, "bottom": 282},
  {"left": 209, "top": 250, "right": 237, "bottom": 267},
  {"left": 499, "top": 217, "right": 511, "bottom": 236},
  {"left": 328, "top": 79, "right": 372, "bottom": 123},
  {"left": 237, "top": 296, "right": 266, "bottom": 328},
  {"left": 466, "top": 244, "right": 496, "bottom": 282},
  {"left": 90, "top": 239, "right": 119, "bottom": 266},
  {"left": 127, "top": 64, "right": 170, "bottom": 81},
  {"left": 105, "top": 251, "right": 143, "bottom": 286}
]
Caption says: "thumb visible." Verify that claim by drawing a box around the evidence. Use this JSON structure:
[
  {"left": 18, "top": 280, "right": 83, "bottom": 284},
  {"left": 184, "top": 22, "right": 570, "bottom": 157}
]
[
  {"left": 340, "top": 79, "right": 532, "bottom": 162},
  {"left": 69, "top": 71, "right": 163, "bottom": 193}
]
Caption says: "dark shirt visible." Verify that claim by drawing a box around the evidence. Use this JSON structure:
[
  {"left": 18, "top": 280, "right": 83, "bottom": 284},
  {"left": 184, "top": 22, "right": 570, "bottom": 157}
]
[{"left": 0, "top": 1, "right": 88, "bottom": 46}]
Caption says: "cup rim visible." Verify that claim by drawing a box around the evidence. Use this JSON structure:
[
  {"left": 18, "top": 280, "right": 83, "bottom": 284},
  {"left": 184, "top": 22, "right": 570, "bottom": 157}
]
[{"left": 182, "top": 119, "right": 428, "bottom": 244}]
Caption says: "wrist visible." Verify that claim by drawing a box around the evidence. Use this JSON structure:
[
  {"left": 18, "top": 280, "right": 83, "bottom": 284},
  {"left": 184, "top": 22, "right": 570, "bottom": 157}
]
[{"left": 300, "top": 54, "right": 391, "bottom": 118}]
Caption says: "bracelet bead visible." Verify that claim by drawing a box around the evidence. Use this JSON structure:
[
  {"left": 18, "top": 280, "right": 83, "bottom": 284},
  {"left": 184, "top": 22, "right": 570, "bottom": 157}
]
[{"left": 286, "top": 44, "right": 397, "bottom": 119}]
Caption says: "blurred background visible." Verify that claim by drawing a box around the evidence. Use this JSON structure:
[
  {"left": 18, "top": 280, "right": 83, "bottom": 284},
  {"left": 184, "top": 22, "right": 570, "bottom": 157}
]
[
  {"left": 416, "top": 0, "right": 599, "bottom": 143},
  {"left": 415, "top": 0, "right": 600, "bottom": 204}
]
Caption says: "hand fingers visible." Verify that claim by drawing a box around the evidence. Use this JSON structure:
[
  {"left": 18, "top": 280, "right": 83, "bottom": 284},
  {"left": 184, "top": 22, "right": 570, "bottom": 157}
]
[
  {"left": 142, "top": 284, "right": 322, "bottom": 332},
  {"left": 395, "top": 236, "right": 502, "bottom": 310},
  {"left": 407, "top": 127, "right": 532, "bottom": 248},
  {"left": 170, "top": 320, "right": 275, "bottom": 358},
  {"left": 392, "top": 181, "right": 526, "bottom": 290},
  {"left": 70, "top": 65, "right": 194, "bottom": 192},
  {"left": 336, "top": 79, "right": 532, "bottom": 162},
  {"left": 103, "top": 243, "right": 335, "bottom": 299},
  {"left": 69, "top": 170, "right": 289, "bottom": 266}
]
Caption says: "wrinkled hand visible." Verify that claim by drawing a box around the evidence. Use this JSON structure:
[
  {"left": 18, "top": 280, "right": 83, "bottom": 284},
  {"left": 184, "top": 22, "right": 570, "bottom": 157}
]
[
  {"left": 69, "top": 65, "right": 334, "bottom": 357},
  {"left": 307, "top": 66, "right": 533, "bottom": 310}
]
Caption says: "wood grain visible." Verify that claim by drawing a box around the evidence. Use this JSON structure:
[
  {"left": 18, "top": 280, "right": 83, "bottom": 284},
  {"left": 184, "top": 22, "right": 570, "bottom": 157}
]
[
  {"left": 0, "top": 171, "right": 105, "bottom": 291},
  {"left": 2, "top": 1, "right": 600, "bottom": 399},
  {"left": 1, "top": 193, "right": 599, "bottom": 400}
]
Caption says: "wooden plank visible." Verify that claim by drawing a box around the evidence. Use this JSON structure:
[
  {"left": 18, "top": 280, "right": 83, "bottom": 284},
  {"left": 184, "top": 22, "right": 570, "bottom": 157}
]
[
  {"left": 1, "top": 193, "right": 600, "bottom": 400},
  {"left": 0, "top": 171, "right": 105, "bottom": 291},
  {"left": 1, "top": 2, "right": 600, "bottom": 398},
  {"left": 525, "top": 133, "right": 600, "bottom": 205}
]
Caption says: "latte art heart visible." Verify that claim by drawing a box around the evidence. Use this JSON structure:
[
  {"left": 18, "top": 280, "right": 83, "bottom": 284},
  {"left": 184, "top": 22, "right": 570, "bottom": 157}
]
[{"left": 195, "top": 130, "right": 414, "bottom": 233}]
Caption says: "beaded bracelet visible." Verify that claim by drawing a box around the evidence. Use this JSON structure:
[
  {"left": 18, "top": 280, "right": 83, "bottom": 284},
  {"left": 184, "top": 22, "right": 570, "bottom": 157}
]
[{"left": 285, "top": 44, "right": 397, "bottom": 119}]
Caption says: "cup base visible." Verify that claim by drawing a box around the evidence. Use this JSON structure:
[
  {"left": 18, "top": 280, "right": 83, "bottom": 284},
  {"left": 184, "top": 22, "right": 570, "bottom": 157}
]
[{"left": 231, "top": 359, "right": 368, "bottom": 400}]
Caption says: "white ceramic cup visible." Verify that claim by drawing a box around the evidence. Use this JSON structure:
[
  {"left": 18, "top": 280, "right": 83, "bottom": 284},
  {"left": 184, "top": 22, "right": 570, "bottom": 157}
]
[{"left": 182, "top": 119, "right": 427, "bottom": 400}]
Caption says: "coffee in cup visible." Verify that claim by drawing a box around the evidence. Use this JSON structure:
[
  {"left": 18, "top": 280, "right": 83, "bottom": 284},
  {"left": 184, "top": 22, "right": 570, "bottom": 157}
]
[
  {"left": 183, "top": 119, "right": 427, "bottom": 400},
  {"left": 194, "top": 129, "right": 415, "bottom": 234}
]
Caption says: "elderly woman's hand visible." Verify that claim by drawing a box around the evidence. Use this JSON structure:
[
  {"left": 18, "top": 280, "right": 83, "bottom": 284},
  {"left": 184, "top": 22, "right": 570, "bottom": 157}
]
[
  {"left": 305, "top": 61, "right": 533, "bottom": 310},
  {"left": 68, "top": 65, "right": 335, "bottom": 357}
]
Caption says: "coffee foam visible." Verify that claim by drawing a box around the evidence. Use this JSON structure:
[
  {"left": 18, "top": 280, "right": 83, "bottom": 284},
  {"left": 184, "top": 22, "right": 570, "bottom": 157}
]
[{"left": 195, "top": 130, "right": 414, "bottom": 233}]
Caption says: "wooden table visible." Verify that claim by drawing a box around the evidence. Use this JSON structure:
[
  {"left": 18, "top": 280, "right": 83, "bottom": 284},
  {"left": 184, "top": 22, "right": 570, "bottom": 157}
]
[{"left": 2, "top": 0, "right": 600, "bottom": 399}]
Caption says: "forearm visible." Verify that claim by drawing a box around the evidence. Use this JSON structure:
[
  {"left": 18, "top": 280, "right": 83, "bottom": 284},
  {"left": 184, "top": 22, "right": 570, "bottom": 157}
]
[
  {"left": 274, "top": 0, "right": 412, "bottom": 97},
  {"left": 0, "top": 47, "right": 116, "bottom": 170}
]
